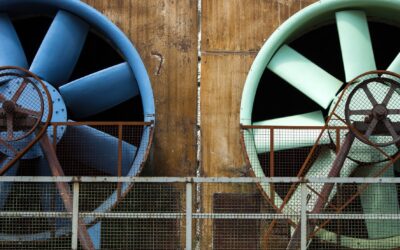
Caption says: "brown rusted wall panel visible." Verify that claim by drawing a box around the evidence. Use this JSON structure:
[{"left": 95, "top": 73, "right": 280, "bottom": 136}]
[
  {"left": 83, "top": 0, "right": 198, "bottom": 176},
  {"left": 200, "top": 0, "right": 316, "bottom": 247},
  {"left": 201, "top": 54, "right": 255, "bottom": 177},
  {"left": 202, "top": 0, "right": 316, "bottom": 52},
  {"left": 200, "top": 0, "right": 317, "bottom": 177}
]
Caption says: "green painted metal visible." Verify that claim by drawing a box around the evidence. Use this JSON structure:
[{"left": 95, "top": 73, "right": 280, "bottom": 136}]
[
  {"left": 253, "top": 111, "right": 324, "bottom": 127},
  {"left": 357, "top": 164, "right": 400, "bottom": 239},
  {"left": 317, "top": 230, "right": 400, "bottom": 249},
  {"left": 336, "top": 10, "right": 376, "bottom": 82},
  {"left": 240, "top": 0, "right": 400, "bottom": 248},
  {"left": 253, "top": 111, "right": 326, "bottom": 153},
  {"left": 240, "top": 0, "right": 400, "bottom": 126},
  {"left": 267, "top": 45, "right": 342, "bottom": 109},
  {"left": 388, "top": 53, "right": 400, "bottom": 74},
  {"left": 285, "top": 148, "right": 357, "bottom": 215}
]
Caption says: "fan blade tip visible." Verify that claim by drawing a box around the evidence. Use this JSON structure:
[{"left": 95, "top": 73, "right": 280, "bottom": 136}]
[
  {"left": 268, "top": 45, "right": 342, "bottom": 108},
  {"left": 387, "top": 53, "right": 400, "bottom": 74},
  {"left": 60, "top": 63, "right": 138, "bottom": 118},
  {"left": 29, "top": 10, "right": 89, "bottom": 85},
  {"left": 0, "top": 14, "right": 28, "bottom": 68},
  {"left": 336, "top": 10, "right": 376, "bottom": 81},
  {"left": 253, "top": 111, "right": 326, "bottom": 152}
]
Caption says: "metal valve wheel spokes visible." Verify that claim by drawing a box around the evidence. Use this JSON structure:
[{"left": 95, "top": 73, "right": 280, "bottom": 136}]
[
  {"left": 0, "top": 67, "right": 50, "bottom": 155},
  {"left": 345, "top": 72, "right": 400, "bottom": 147},
  {"left": 0, "top": 78, "right": 43, "bottom": 141}
]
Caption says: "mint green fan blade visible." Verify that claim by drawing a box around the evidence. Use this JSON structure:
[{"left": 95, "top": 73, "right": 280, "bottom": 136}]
[
  {"left": 267, "top": 45, "right": 342, "bottom": 109},
  {"left": 388, "top": 53, "right": 400, "bottom": 74},
  {"left": 253, "top": 111, "right": 326, "bottom": 153},
  {"left": 336, "top": 10, "right": 376, "bottom": 82}
]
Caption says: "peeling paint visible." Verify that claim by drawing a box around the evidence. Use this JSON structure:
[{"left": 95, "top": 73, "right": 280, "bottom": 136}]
[{"left": 151, "top": 51, "right": 164, "bottom": 75}]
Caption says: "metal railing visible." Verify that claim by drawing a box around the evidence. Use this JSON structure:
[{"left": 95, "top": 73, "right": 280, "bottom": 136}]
[{"left": 0, "top": 176, "right": 400, "bottom": 249}]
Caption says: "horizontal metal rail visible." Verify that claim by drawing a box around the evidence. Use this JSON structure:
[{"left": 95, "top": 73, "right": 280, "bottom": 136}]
[
  {"left": 308, "top": 214, "right": 400, "bottom": 220},
  {"left": 80, "top": 212, "right": 184, "bottom": 219},
  {"left": 192, "top": 213, "right": 295, "bottom": 219},
  {"left": 0, "top": 178, "right": 399, "bottom": 250},
  {"left": 51, "top": 121, "right": 153, "bottom": 126},
  {"left": 240, "top": 124, "right": 348, "bottom": 130},
  {"left": 3, "top": 211, "right": 398, "bottom": 221},
  {"left": 0, "top": 211, "right": 71, "bottom": 218},
  {"left": 0, "top": 211, "right": 292, "bottom": 220},
  {"left": 0, "top": 176, "right": 399, "bottom": 183}
]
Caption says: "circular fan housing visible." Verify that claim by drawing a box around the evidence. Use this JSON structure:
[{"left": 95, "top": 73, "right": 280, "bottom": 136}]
[
  {"left": 0, "top": 0, "right": 155, "bottom": 244},
  {"left": 241, "top": 0, "right": 400, "bottom": 248}
]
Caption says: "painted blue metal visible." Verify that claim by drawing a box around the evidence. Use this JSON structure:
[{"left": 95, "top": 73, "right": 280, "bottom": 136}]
[
  {"left": 0, "top": 69, "right": 22, "bottom": 84},
  {"left": 66, "top": 123, "right": 137, "bottom": 176},
  {"left": 0, "top": 14, "right": 28, "bottom": 68},
  {"left": 0, "top": 80, "right": 67, "bottom": 159},
  {"left": 0, "top": 0, "right": 155, "bottom": 188},
  {"left": 88, "top": 222, "right": 101, "bottom": 250},
  {"left": 0, "top": 158, "right": 19, "bottom": 210},
  {"left": 0, "top": 0, "right": 155, "bottom": 120},
  {"left": 29, "top": 10, "right": 89, "bottom": 86},
  {"left": 36, "top": 156, "right": 69, "bottom": 229},
  {"left": 60, "top": 62, "right": 139, "bottom": 118},
  {"left": 0, "top": 0, "right": 155, "bottom": 244}
]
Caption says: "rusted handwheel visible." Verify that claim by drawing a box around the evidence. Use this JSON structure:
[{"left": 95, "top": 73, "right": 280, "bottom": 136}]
[
  {"left": 0, "top": 67, "right": 51, "bottom": 157},
  {"left": 0, "top": 71, "right": 44, "bottom": 141},
  {"left": 345, "top": 72, "right": 400, "bottom": 147}
]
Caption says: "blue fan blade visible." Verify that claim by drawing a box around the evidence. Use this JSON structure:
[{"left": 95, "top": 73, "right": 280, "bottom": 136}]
[
  {"left": 0, "top": 14, "right": 28, "bottom": 68},
  {"left": 88, "top": 222, "right": 101, "bottom": 249},
  {"left": 66, "top": 124, "right": 137, "bottom": 175},
  {"left": 29, "top": 10, "right": 88, "bottom": 86},
  {"left": 36, "top": 156, "right": 69, "bottom": 229},
  {"left": 59, "top": 62, "right": 139, "bottom": 118},
  {"left": 0, "top": 157, "right": 19, "bottom": 210}
]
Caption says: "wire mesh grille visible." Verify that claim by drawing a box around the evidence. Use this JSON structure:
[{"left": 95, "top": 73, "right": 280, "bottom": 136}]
[
  {"left": 7, "top": 122, "right": 151, "bottom": 177},
  {"left": 241, "top": 122, "right": 400, "bottom": 249},
  {"left": 53, "top": 122, "right": 148, "bottom": 176},
  {"left": 0, "top": 182, "right": 71, "bottom": 249},
  {"left": 0, "top": 122, "right": 399, "bottom": 249},
  {"left": 0, "top": 178, "right": 397, "bottom": 249},
  {"left": 79, "top": 182, "right": 185, "bottom": 250}
]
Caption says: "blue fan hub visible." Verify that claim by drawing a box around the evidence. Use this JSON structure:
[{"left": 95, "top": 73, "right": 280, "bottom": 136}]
[{"left": 0, "top": 76, "right": 67, "bottom": 159}]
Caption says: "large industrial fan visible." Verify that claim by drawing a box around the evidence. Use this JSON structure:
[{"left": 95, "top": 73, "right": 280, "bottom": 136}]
[
  {"left": 241, "top": 0, "right": 400, "bottom": 249},
  {"left": 0, "top": 0, "right": 155, "bottom": 249}
]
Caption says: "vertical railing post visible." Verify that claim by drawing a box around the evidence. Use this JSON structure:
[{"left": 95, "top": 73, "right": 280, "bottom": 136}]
[
  {"left": 300, "top": 182, "right": 307, "bottom": 250},
  {"left": 72, "top": 181, "right": 80, "bottom": 250},
  {"left": 117, "top": 124, "right": 123, "bottom": 199},
  {"left": 269, "top": 128, "right": 275, "bottom": 204},
  {"left": 186, "top": 181, "right": 193, "bottom": 250}
]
